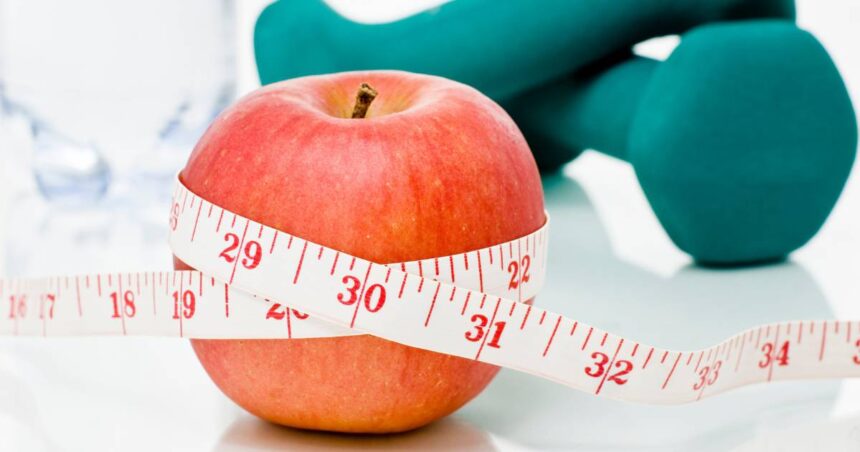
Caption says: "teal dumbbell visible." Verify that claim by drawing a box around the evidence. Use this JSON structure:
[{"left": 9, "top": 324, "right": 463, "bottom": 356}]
[
  {"left": 254, "top": 0, "right": 794, "bottom": 101},
  {"left": 507, "top": 21, "right": 857, "bottom": 265}
]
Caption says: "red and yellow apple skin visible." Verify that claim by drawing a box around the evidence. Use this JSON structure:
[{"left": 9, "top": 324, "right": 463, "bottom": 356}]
[{"left": 174, "top": 71, "right": 545, "bottom": 433}]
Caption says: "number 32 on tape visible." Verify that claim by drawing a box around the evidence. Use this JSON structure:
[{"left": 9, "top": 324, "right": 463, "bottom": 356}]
[{"left": 2, "top": 177, "right": 860, "bottom": 405}]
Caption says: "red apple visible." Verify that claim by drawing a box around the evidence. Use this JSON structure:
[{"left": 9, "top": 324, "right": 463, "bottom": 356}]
[{"left": 175, "top": 70, "right": 544, "bottom": 433}]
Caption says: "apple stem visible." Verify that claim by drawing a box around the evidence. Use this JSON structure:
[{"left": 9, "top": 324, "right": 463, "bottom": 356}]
[{"left": 351, "top": 83, "right": 378, "bottom": 119}]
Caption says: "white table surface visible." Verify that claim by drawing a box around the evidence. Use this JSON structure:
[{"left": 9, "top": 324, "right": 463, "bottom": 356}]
[
  {"left": 2, "top": 1, "right": 860, "bottom": 451},
  {"left": 2, "top": 152, "right": 860, "bottom": 452}
]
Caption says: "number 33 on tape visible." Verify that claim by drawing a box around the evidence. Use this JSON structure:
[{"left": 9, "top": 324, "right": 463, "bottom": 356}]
[{"left": 3, "top": 176, "right": 860, "bottom": 405}]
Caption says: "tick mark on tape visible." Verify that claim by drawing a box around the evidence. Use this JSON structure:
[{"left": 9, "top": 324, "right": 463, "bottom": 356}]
[
  {"left": 582, "top": 327, "right": 594, "bottom": 351},
  {"left": 595, "top": 339, "right": 624, "bottom": 395},
  {"left": 735, "top": 335, "right": 746, "bottom": 372},
  {"left": 661, "top": 353, "right": 682, "bottom": 390},
  {"left": 398, "top": 274, "right": 408, "bottom": 299},
  {"left": 461, "top": 292, "right": 471, "bottom": 315},
  {"left": 542, "top": 316, "right": 562, "bottom": 357},
  {"left": 223, "top": 284, "right": 229, "bottom": 318},
  {"left": 292, "top": 242, "right": 308, "bottom": 285},
  {"left": 477, "top": 251, "right": 484, "bottom": 293},
  {"left": 349, "top": 263, "right": 374, "bottom": 329},
  {"left": 228, "top": 220, "right": 250, "bottom": 285},
  {"left": 768, "top": 324, "right": 781, "bottom": 382},
  {"left": 424, "top": 283, "right": 441, "bottom": 327},
  {"left": 642, "top": 348, "right": 654, "bottom": 369},
  {"left": 152, "top": 273, "right": 158, "bottom": 315},
  {"left": 117, "top": 274, "right": 128, "bottom": 336},
  {"left": 474, "top": 298, "right": 502, "bottom": 361},
  {"left": 819, "top": 321, "right": 828, "bottom": 362},
  {"left": 285, "top": 306, "right": 293, "bottom": 339},
  {"left": 330, "top": 252, "right": 340, "bottom": 275},
  {"left": 75, "top": 277, "right": 82, "bottom": 317},
  {"left": 520, "top": 305, "right": 532, "bottom": 329},
  {"left": 216, "top": 209, "right": 225, "bottom": 232},
  {"left": 269, "top": 231, "right": 278, "bottom": 254}
]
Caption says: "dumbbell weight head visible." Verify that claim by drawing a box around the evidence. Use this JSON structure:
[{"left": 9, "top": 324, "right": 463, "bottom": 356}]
[
  {"left": 630, "top": 21, "right": 856, "bottom": 265},
  {"left": 509, "top": 21, "right": 857, "bottom": 265}
]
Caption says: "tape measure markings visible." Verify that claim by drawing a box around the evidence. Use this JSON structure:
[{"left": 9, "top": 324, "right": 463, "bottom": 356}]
[{"left": 3, "top": 177, "right": 860, "bottom": 405}]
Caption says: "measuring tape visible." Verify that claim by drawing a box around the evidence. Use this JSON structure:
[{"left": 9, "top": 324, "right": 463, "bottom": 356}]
[{"left": 2, "top": 176, "right": 860, "bottom": 405}]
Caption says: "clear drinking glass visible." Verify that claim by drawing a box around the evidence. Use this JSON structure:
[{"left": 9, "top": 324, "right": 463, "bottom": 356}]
[{"left": 0, "top": 0, "right": 236, "bottom": 276}]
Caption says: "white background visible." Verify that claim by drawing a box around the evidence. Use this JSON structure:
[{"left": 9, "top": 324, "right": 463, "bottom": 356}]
[{"left": 2, "top": 0, "right": 860, "bottom": 450}]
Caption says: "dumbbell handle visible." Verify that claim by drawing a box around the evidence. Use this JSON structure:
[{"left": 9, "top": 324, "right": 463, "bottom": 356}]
[
  {"left": 255, "top": 0, "right": 792, "bottom": 101},
  {"left": 510, "top": 57, "right": 659, "bottom": 161}
]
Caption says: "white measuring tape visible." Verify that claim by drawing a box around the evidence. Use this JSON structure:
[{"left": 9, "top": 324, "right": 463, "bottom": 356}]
[{"left": 2, "top": 176, "right": 860, "bottom": 404}]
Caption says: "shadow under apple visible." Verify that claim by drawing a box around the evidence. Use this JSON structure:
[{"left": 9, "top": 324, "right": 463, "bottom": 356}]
[{"left": 213, "top": 414, "right": 496, "bottom": 451}]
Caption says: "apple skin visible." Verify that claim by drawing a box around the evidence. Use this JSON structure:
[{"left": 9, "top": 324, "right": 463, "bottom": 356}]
[{"left": 175, "top": 70, "right": 545, "bottom": 433}]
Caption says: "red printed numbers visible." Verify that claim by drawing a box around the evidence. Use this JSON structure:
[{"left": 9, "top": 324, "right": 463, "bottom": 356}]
[
  {"left": 8, "top": 295, "right": 26, "bottom": 319},
  {"left": 507, "top": 255, "right": 531, "bottom": 290},
  {"left": 585, "top": 352, "right": 633, "bottom": 385},
  {"left": 693, "top": 360, "right": 722, "bottom": 391},
  {"left": 759, "top": 341, "right": 790, "bottom": 368},
  {"left": 172, "top": 290, "right": 196, "bottom": 319},
  {"left": 110, "top": 291, "right": 136, "bottom": 319},
  {"left": 39, "top": 293, "right": 56, "bottom": 320},
  {"left": 464, "top": 314, "right": 506, "bottom": 348},
  {"left": 219, "top": 233, "right": 262, "bottom": 269},
  {"left": 265, "top": 303, "right": 309, "bottom": 321},
  {"left": 169, "top": 203, "right": 180, "bottom": 231},
  {"left": 337, "top": 275, "right": 386, "bottom": 313}
]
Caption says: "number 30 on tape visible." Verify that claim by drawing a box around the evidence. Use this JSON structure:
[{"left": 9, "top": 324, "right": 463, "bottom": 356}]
[{"left": 2, "top": 176, "right": 860, "bottom": 405}]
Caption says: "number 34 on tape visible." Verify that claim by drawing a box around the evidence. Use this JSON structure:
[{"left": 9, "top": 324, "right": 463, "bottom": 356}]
[{"left": 2, "top": 177, "right": 860, "bottom": 405}]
